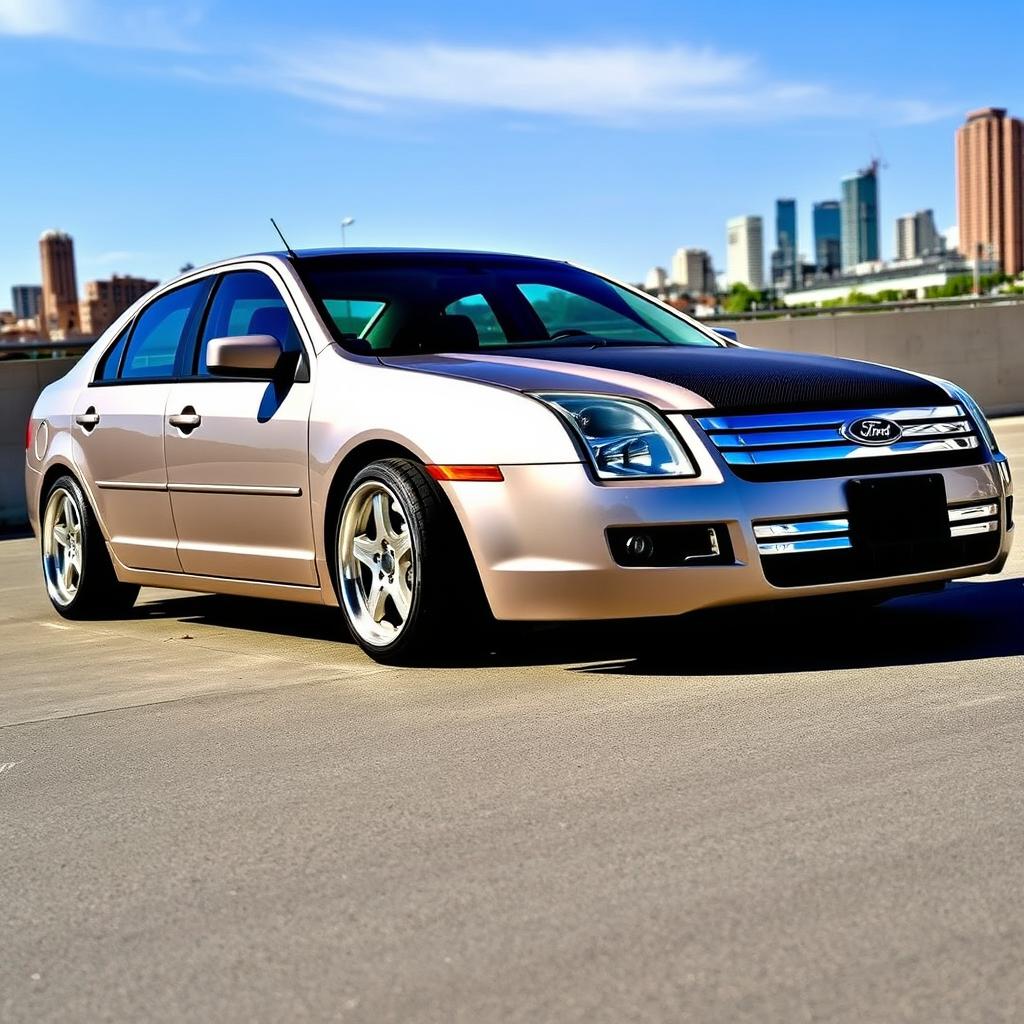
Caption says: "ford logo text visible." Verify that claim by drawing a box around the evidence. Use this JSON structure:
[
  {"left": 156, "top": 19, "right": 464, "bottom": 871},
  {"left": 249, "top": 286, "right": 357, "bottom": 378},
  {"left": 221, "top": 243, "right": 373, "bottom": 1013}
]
[{"left": 842, "top": 416, "right": 904, "bottom": 446}]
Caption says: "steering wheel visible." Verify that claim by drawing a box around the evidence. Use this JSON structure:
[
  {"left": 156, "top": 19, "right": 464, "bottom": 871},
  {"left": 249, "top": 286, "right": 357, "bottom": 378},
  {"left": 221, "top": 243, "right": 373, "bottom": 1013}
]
[{"left": 547, "top": 328, "right": 590, "bottom": 341}]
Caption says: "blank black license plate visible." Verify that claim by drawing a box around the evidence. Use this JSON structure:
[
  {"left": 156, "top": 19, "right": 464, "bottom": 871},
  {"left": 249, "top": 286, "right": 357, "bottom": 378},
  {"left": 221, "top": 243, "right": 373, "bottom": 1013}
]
[{"left": 846, "top": 474, "right": 950, "bottom": 546}]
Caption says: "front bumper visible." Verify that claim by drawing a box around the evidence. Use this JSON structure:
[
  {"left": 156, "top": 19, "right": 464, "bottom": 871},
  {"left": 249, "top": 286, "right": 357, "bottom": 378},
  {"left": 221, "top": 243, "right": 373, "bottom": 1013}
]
[{"left": 442, "top": 455, "right": 1013, "bottom": 622}]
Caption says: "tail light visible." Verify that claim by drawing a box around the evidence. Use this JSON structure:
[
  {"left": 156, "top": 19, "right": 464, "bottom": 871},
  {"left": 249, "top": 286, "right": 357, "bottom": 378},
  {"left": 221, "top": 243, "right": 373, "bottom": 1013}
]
[{"left": 25, "top": 417, "right": 34, "bottom": 452}]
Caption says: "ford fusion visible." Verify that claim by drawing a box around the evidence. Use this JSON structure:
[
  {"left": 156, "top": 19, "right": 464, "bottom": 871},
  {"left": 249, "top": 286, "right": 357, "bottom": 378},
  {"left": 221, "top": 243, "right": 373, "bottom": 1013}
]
[{"left": 25, "top": 249, "right": 1014, "bottom": 662}]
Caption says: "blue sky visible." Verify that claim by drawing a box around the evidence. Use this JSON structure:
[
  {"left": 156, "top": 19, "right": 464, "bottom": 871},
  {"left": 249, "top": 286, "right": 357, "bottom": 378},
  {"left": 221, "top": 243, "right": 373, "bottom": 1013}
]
[{"left": 2, "top": 0, "right": 1022, "bottom": 302}]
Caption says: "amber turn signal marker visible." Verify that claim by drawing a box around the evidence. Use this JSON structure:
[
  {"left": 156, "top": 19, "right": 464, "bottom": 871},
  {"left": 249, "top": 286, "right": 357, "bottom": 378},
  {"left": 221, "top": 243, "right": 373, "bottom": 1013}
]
[{"left": 426, "top": 464, "right": 504, "bottom": 482}]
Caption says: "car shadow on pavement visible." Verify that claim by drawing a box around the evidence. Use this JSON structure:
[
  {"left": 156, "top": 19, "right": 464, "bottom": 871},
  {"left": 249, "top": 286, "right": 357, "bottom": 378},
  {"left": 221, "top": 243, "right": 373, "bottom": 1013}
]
[
  {"left": 130, "top": 576, "right": 1024, "bottom": 676},
  {"left": 132, "top": 592, "right": 347, "bottom": 643},
  {"left": 571, "top": 576, "right": 1024, "bottom": 676}
]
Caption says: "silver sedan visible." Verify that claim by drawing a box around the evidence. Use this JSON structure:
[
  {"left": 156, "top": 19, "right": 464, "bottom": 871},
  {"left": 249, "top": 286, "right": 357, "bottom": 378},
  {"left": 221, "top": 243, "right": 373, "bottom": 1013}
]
[{"left": 26, "top": 249, "right": 1014, "bottom": 662}]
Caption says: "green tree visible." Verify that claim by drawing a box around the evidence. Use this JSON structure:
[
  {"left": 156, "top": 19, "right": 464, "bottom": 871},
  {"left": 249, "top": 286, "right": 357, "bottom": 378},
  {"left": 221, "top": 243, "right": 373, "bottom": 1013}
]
[{"left": 722, "top": 283, "right": 768, "bottom": 314}]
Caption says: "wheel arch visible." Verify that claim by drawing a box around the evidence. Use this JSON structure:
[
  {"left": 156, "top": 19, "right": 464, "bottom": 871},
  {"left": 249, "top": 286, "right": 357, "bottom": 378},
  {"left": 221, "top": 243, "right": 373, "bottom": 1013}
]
[
  {"left": 322, "top": 440, "right": 423, "bottom": 604},
  {"left": 38, "top": 460, "right": 83, "bottom": 524},
  {"left": 320, "top": 439, "right": 489, "bottom": 614}
]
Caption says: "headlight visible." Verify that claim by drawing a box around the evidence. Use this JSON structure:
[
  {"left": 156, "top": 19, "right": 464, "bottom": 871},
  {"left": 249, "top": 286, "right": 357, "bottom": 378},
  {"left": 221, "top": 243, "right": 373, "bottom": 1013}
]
[
  {"left": 534, "top": 393, "right": 697, "bottom": 479},
  {"left": 939, "top": 380, "right": 999, "bottom": 454}
]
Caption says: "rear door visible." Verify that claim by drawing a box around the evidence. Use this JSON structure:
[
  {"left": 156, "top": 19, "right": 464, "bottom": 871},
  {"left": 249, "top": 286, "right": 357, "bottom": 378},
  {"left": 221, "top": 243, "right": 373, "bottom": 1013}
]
[
  {"left": 73, "top": 278, "right": 212, "bottom": 572},
  {"left": 162, "top": 268, "right": 317, "bottom": 586}
]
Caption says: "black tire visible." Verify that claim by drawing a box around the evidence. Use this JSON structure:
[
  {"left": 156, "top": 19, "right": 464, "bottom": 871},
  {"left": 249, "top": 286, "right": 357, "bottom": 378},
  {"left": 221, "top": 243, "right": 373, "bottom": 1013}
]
[
  {"left": 40, "top": 474, "right": 140, "bottom": 620},
  {"left": 333, "top": 458, "right": 491, "bottom": 664}
]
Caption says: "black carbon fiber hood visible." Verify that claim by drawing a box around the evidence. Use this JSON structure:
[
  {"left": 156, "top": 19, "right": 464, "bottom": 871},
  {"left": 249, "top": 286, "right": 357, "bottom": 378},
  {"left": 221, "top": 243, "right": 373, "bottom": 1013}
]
[{"left": 500, "top": 345, "right": 948, "bottom": 412}]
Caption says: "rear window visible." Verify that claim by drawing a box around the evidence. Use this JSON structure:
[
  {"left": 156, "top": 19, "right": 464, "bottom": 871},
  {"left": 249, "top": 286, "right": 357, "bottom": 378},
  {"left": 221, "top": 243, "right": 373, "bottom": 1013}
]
[
  {"left": 120, "top": 280, "right": 208, "bottom": 381},
  {"left": 95, "top": 326, "right": 130, "bottom": 381}
]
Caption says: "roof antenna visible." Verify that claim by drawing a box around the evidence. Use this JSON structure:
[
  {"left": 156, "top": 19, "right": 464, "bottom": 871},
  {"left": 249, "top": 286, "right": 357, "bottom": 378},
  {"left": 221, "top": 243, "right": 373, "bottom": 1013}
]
[{"left": 270, "top": 217, "right": 298, "bottom": 259}]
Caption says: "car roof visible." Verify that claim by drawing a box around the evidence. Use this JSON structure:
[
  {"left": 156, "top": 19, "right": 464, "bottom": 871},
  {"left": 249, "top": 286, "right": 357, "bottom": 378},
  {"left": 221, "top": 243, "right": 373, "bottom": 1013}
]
[
  {"left": 154, "top": 248, "right": 578, "bottom": 302},
  {"left": 256, "top": 247, "right": 569, "bottom": 263}
]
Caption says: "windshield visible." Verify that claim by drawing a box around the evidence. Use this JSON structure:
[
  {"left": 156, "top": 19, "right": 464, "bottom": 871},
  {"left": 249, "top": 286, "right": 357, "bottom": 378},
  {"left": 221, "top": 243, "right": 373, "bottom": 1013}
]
[{"left": 296, "top": 253, "right": 722, "bottom": 355}]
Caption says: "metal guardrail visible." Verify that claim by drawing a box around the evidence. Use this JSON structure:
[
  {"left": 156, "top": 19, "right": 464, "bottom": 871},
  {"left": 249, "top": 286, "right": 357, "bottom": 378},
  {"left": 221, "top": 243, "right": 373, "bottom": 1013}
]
[
  {"left": 0, "top": 338, "right": 96, "bottom": 359},
  {"left": 701, "top": 293, "right": 1024, "bottom": 322}
]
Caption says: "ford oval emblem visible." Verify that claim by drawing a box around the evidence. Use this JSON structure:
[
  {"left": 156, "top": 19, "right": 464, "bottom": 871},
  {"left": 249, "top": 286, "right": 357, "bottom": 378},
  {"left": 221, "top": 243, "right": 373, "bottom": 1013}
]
[{"left": 842, "top": 416, "right": 903, "bottom": 446}]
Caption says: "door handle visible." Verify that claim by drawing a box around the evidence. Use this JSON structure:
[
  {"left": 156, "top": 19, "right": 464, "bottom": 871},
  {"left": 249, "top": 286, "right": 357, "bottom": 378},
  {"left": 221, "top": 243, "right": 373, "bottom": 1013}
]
[
  {"left": 76, "top": 407, "right": 100, "bottom": 430},
  {"left": 168, "top": 407, "right": 201, "bottom": 433}
]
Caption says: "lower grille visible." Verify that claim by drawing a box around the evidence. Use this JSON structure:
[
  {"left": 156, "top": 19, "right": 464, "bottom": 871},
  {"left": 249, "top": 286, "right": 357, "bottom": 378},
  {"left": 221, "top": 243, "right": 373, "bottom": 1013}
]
[{"left": 756, "top": 503, "right": 1001, "bottom": 587}]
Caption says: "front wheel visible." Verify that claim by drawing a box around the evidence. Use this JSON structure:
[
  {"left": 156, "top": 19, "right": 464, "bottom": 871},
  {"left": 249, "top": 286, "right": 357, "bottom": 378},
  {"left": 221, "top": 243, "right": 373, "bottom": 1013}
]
[
  {"left": 41, "top": 474, "right": 140, "bottom": 619},
  {"left": 334, "top": 459, "right": 489, "bottom": 664}
]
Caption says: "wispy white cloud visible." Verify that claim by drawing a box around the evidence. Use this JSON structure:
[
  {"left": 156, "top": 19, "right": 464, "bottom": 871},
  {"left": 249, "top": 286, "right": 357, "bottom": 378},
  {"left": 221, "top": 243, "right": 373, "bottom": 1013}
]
[
  {"left": 0, "top": 3, "right": 957, "bottom": 127},
  {"left": 246, "top": 38, "right": 956, "bottom": 127},
  {"left": 887, "top": 98, "right": 961, "bottom": 125},
  {"left": 83, "top": 250, "right": 147, "bottom": 267},
  {"left": 0, "top": 0, "right": 74, "bottom": 35},
  {"left": 269, "top": 42, "right": 755, "bottom": 119},
  {"left": 0, "top": 0, "right": 202, "bottom": 50}
]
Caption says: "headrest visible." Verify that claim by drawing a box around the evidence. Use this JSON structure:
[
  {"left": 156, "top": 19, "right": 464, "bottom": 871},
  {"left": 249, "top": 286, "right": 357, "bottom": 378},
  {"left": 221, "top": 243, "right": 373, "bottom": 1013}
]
[
  {"left": 247, "top": 305, "right": 292, "bottom": 342},
  {"left": 390, "top": 313, "right": 480, "bottom": 354}
]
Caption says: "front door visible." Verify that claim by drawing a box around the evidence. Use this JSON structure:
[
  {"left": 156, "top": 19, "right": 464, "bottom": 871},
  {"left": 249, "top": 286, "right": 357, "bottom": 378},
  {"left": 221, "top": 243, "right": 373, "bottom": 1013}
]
[
  {"left": 163, "top": 269, "right": 317, "bottom": 586},
  {"left": 73, "top": 279, "right": 212, "bottom": 572}
]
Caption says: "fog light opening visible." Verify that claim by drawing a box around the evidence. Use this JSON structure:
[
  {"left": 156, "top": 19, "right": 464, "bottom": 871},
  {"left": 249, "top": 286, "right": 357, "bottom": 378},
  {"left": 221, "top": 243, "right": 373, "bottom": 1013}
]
[
  {"left": 624, "top": 533, "right": 654, "bottom": 560},
  {"left": 607, "top": 523, "right": 734, "bottom": 568}
]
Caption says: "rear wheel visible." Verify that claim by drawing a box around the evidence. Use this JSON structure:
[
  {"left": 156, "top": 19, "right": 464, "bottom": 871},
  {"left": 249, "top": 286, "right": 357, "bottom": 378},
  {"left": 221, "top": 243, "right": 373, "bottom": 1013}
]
[
  {"left": 41, "top": 475, "right": 139, "bottom": 619},
  {"left": 334, "top": 458, "right": 489, "bottom": 664}
]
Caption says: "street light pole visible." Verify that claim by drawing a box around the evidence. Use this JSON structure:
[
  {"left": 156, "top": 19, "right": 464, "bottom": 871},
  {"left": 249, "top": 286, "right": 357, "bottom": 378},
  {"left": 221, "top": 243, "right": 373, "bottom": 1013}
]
[{"left": 341, "top": 216, "right": 355, "bottom": 247}]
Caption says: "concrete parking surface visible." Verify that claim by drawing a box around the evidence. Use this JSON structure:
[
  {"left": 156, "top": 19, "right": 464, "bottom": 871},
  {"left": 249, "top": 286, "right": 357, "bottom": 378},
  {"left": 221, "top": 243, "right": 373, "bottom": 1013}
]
[{"left": 3, "top": 419, "right": 1024, "bottom": 1023}]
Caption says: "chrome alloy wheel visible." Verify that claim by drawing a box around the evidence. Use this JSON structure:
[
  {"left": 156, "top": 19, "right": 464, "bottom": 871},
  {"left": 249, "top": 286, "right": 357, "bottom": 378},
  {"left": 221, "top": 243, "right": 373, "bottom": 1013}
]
[
  {"left": 338, "top": 480, "right": 415, "bottom": 647},
  {"left": 42, "top": 486, "right": 83, "bottom": 607}
]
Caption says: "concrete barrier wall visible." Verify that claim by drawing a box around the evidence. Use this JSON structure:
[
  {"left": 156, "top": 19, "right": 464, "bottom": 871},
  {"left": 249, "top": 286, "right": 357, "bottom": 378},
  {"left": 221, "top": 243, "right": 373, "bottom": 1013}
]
[
  {"left": 1, "top": 358, "right": 78, "bottom": 528},
  {"left": 0, "top": 305, "right": 1021, "bottom": 527},
  {"left": 714, "top": 303, "right": 1024, "bottom": 416}
]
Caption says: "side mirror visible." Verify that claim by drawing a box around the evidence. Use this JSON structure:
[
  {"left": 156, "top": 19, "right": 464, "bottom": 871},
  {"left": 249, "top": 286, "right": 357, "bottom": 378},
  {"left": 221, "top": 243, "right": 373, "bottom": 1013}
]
[
  {"left": 206, "top": 334, "right": 284, "bottom": 378},
  {"left": 714, "top": 327, "right": 739, "bottom": 344}
]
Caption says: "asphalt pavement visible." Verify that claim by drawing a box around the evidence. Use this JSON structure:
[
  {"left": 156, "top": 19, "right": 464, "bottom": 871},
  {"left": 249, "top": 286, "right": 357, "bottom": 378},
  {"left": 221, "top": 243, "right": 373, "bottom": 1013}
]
[{"left": 2, "top": 418, "right": 1024, "bottom": 1023}]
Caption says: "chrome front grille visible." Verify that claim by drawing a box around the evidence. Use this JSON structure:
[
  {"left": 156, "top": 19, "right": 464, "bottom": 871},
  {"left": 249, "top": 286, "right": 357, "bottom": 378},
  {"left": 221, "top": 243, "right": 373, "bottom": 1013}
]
[
  {"left": 696, "top": 405, "right": 983, "bottom": 480},
  {"left": 754, "top": 502, "right": 1000, "bottom": 557}
]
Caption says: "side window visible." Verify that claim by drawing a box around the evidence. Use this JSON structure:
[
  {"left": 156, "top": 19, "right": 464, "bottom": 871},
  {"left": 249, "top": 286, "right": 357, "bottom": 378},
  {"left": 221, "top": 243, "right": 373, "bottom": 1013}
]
[
  {"left": 444, "top": 294, "right": 508, "bottom": 346},
  {"left": 95, "top": 326, "right": 130, "bottom": 381},
  {"left": 120, "top": 281, "right": 208, "bottom": 381},
  {"left": 196, "top": 271, "right": 302, "bottom": 376}
]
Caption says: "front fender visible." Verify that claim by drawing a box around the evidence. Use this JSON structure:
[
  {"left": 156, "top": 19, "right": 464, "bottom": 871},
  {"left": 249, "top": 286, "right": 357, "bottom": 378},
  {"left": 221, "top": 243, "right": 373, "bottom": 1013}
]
[{"left": 307, "top": 353, "right": 581, "bottom": 595}]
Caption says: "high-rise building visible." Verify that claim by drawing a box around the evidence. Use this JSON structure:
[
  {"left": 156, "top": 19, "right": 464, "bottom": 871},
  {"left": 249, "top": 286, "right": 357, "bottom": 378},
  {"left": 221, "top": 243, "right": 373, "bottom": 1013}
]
[
  {"left": 644, "top": 266, "right": 667, "bottom": 291},
  {"left": 772, "top": 198, "right": 798, "bottom": 289},
  {"left": 726, "top": 216, "right": 763, "bottom": 289},
  {"left": 11, "top": 284, "right": 42, "bottom": 322},
  {"left": 39, "top": 230, "right": 80, "bottom": 337},
  {"left": 955, "top": 107, "right": 1024, "bottom": 275},
  {"left": 841, "top": 162, "right": 880, "bottom": 269},
  {"left": 79, "top": 275, "right": 159, "bottom": 336},
  {"left": 671, "top": 248, "right": 715, "bottom": 294},
  {"left": 813, "top": 201, "right": 841, "bottom": 275},
  {"left": 896, "top": 209, "right": 944, "bottom": 261}
]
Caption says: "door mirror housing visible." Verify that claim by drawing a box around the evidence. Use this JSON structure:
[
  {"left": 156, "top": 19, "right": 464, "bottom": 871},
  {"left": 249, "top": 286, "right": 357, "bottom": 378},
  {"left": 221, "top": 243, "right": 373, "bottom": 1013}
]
[
  {"left": 206, "top": 334, "right": 284, "bottom": 378},
  {"left": 714, "top": 326, "right": 739, "bottom": 344}
]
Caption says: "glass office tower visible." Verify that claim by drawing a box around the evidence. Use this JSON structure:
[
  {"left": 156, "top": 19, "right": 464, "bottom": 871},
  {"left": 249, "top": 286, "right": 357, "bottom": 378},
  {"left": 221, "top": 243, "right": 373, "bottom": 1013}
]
[
  {"left": 813, "top": 200, "right": 842, "bottom": 274},
  {"left": 840, "top": 163, "right": 880, "bottom": 269}
]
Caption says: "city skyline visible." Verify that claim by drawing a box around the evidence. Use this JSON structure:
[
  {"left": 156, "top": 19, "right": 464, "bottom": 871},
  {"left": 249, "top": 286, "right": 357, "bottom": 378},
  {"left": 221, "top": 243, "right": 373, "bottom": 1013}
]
[
  {"left": 2, "top": 0, "right": 1024, "bottom": 301},
  {"left": 12, "top": 99, "right": 1022, "bottom": 327}
]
